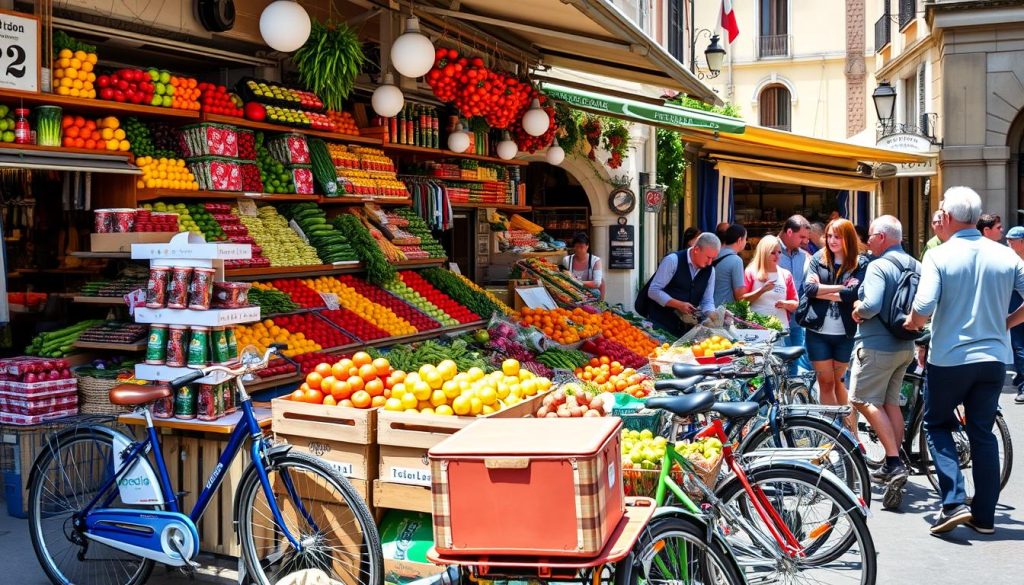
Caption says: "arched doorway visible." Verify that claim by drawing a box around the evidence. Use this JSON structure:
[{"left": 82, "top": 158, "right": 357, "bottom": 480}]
[{"left": 1008, "top": 106, "right": 1024, "bottom": 224}]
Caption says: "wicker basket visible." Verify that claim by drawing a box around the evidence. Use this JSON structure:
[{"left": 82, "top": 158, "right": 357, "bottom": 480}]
[
  {"left": 621, "top": 451, "right": 723, "bottom": 501},
  {"left": 75, "top": 369, "right": 130, "bottom": 415}
]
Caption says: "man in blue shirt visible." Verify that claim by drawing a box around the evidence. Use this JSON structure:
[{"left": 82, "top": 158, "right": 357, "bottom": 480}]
[
  {"left": 1006, "top": 226, "right": 1024, "bottom": 404},
  {"left": 778, "top": 215, "right": 812, "bottom": 373},
  {"left": 713, "top": 224, "right": 747, "bottom": 306},
  {"left": 907, "top": 186, "right": 1024, "bottom": 536},
  {"left": 648, "top": 232, "right": 720, "bottom": 337}
]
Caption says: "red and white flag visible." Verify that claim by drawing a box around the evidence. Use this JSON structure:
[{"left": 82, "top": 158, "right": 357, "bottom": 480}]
[{"left": 721, "top": 0, "right": 740, "bottom": 43}]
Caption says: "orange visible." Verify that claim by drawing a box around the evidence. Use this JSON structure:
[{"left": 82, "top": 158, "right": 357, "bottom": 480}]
[
  {"left": 322, "top": 395, "right": 338, "bottom": 406},
  {"left": 352, "top": 351, "right": 372, "bottom": 367},
  {"left": 289, "top": 389, "right": 305, "bottom": 402},
  {"left": 320, "top": 376, "right": 336, "bottom": 395},
  {"left": 331, "top": 361, "right": 349, "bottom": 379},
  {"left": 351, "top": 390, "right": 372, "bottom": 409},
  {"left": 331, "top": 380, "right": 352, "bottom": 401},
  {"left": 365, "top": 379, "right": 384, "bottom": 397},
  {"left": 347, "top": 375, "right": 364, "bottom": 392},
  {"left": 303, "top": 388, "right": 324, "bottom": 404},
  {"left": 371, "top": 395, "right": 387, "bottom": 408},
  {"left": 305, "top": 372, "right": 323, "bottom": 390},
  {"left": 314, "top": 363, "right": 332, "bottom": 378},
  {"left": 372, "top": 357, "right": 391, "bottom": 377},
  {"left": 340, "top": 399, "right": 353, "bottom": 407},
  {"left": 358, "top": 364, "right": 377, "bottom": 380}
]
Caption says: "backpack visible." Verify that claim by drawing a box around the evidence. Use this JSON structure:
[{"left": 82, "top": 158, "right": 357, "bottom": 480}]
[
  {"left": 634, "top": 251, "right": 726, "bottom": 317},
  {"left": 878, "top": 255, "right": 923, "bottom": 341}
]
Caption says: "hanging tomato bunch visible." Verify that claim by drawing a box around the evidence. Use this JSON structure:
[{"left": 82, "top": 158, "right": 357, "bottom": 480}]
[
  {"left": 603, "top": 119, "right": 630, "bottom": 169},
  {"left": 581, "top": 116, "right": 603, "bottom": 161},
  {"left": 425, "top": 48, "right": 533, "bottom": 130},
  {"left": 513, "top": 91, "right": 557, "bottom": 153}
]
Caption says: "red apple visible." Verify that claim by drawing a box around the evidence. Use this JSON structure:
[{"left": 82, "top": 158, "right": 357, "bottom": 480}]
[{"left": 245, "top": 102, "right": 266, "bottom": 121}]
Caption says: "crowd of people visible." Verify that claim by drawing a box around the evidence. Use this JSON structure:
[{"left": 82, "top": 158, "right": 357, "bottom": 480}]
[{"left": 643, "top": 186, "right": 1023, "bottom": 537}]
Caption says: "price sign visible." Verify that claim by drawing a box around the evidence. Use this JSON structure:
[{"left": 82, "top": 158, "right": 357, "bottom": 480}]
[
  {"left": 608, "top": 219, "right": 635, "bottom": 270},
  {"left": 644, "top": 186, "right": 665, "bottom": 213},
  {"left": 0, "top": 10, "right": 39, "bottom": 93},
  {"left": 236, "top": 199, "right": 258, "bottom": 217},
  {"left": 123, "top": 288, "right": 146, "bottom": 317},
  {"left": 318, "top": 292, "right": 340, "bottom": 311}
]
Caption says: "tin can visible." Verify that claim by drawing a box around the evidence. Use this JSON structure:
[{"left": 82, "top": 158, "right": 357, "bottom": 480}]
[
  {"left": 212, "top": 281, "right": 252, "bottom": 308},
  {"left": 215, "top": 383, "right": 226, "bottom": 418},
  {"left": 93, "top": 209, "right": 114, "bottom": 233},
  {"left": 153, "top": 384, "right": 174, "bottom": 419},
  {"left": 187, "top": 268, "right": 216, "bottom": 310},
  {"left": 146, "top": 267, "right": 171, "bottom": 308},
  {"left": 174, "top": 384, "right": 197, "bottom": 419},
  {"left": 165, "top": 325, "right": 189, "bottom": 367},
  {"left": 187, "top": 326, "right": 210, "bottom": 367},
  {"left": 210, "top": 326, "right": 230, "bottom": 363},
  {"left": 111, "top": 208, "right": 136, "bottom": 233},
  {"left": 225, "top": 327, "right": 238, "bottom": 361},
  {"left": 197, "top": 383, "right": 218, "bottom": 421},
  {"left": 145, "top": 324, "right": 168, "bottom": 364},
  {"left": 166, "top": 266, "right": 193, "bottom": 309},
  {"left": 223, "top": 381, "right": 236, "bottom": 413}
]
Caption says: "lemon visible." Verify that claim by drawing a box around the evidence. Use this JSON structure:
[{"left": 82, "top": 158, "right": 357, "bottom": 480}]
[
  {"left": 452, "top": 395, "right": 471, "bottom": 416},
  {"left": 412, "top": 380, "right": 432, "bottom": 401},
  {"left": 430, "top": 389, "right": 447, "bottom": 407},
  {"left": 436, "top": 405, "right": 455, "bottom": 416},
  {"left": 479, "top": 387, "right": 497, "bottom": 406},
  {"left": 384, "top": 398, "right": 403, "bottom": 411},
  {"left": 400, "top": 392, "right": 418, "bottom": 410}
]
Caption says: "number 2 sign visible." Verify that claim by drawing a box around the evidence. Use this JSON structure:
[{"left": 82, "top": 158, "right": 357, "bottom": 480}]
[{"left": 0, "top": 10, "right": 39, "bottom": 93}]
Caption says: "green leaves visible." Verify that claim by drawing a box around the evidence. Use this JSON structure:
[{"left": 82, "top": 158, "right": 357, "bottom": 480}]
[
  {"left": 292, "top": 20, "right": 365, "bottom": 112},
  {"left": 656, "top": 128, "right": 686, "bottom": 204}
]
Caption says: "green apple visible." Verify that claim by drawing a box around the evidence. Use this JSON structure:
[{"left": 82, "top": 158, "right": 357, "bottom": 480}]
[
  {"left": 154, "top": 82, "right": 166, "bottom": 95},
  {"left": 166, "top": 85, "right": 175, "bottom": 96},
  {"left": 2, "top": 131, "right": 14, "bottom": 143},
  {"left": 161, "top": 95, "right": 172, "bottom": 107},
  {"left": 148, "top": 69, "right": 160, "bottom": 81},
  {"left": 159, "top": 71, "right": 170, "bottom": 84}
]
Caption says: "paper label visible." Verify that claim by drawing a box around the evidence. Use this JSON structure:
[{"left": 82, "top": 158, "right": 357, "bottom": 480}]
[
  {"left": 324, "top": 460, "right": 355, "bottom": 478},
  {"left": 123, "top": 288, "right": 146, "bottom": 316},
  {"left": 319, "top": 292, "right": 340, "bottom": 311},
  {"left": 289, "top": 219, "right": 309, "bottom": 243},
  {"left": 448, "top": 262, "right": 462, "bottom": 275},
  {"left": 237, "top": 199, "right": 258, "bottom": 216},
  {"left": 388, "top": 466, "right": 432, "bottom": 487}
]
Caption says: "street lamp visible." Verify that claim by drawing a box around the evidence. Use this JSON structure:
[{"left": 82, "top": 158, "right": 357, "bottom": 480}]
[
  {"left": 872, "top": 81, "right": 897, "bottom": 128},
  {"left": 689, "top": 29, "right": 725, "bottom": 80}
]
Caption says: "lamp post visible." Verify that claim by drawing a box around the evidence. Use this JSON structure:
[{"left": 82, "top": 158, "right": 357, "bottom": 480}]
[
  {"left": 872, "top": 81, "right": 897, "bottom": 131},
  {"left": 689, "top": 2, "right": 725, "bottom": 79}
]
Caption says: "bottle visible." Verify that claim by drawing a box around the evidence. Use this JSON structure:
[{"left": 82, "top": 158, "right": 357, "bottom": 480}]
[
  {"left": 413, "top": 104, "right": 421, "bottom": 147},
  {"left": 398, "top": 105, "right": 407, "bottom": 145},
  {"left": 405, "top": 106, "right": 414, "bottom": 145},
  {"left": 389, "top": 112, "right": 398, "bottom": 144},
  {"left": 14, "top": 108, "right": 31, "bottom": 144}
]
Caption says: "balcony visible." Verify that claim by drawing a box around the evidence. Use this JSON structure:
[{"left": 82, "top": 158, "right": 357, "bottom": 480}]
[
  {"left": 757, "top": 34, "right": 791, "bottom": 59},
  {"left": 875, "top": 13, "right": 892, "bottom": 52},
  {"left": 899, "top": 0, "right": 916, "bottom": 30}
]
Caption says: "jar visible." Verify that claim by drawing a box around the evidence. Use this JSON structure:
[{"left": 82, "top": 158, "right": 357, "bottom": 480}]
[{"left": 14, "top": 109, "right": 31, "bottom": 144}]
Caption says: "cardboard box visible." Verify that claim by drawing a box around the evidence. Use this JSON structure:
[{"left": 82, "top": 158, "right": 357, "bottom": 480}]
[
  {"left": 133, "top": 306, "right": 261, "bottom": 327},
  {"left": 91, "top": 232, "right": 176, "bottom": 252}
]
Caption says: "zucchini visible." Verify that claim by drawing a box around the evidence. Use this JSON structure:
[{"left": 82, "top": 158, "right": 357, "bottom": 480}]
[{"left": 308, "top": 138, "right": 339, "bottom": 196}]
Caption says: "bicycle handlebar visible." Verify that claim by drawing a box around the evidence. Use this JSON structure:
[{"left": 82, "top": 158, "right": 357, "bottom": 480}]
[{"left": 169, "top": 345, "right": 285, "bottom": 390}]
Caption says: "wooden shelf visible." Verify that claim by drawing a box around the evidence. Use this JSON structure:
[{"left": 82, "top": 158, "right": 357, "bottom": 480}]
[
  {"left": 72, "top": 295, "right": 127, "bottom": 305},
  {"left": 119, "top": 406, "right": 272, "bottom": 434},
  {"left": 318, "top": 196, "right": 412, "bottom": 206},
  {"left": 451, "top": 201, "right": 532, "bottom": 212},
  {"left": 383, "top": 143, "right": 529, "bottom": 166},
  {"left": 247, "top": 372, "right": 303, "bottom": 392},
  {"left": 202, "top": 113, "right": 382, "bottom": 145},
  {"left": 224, "top": 258, "right": 445, "bottom": 280},
  {"left": 420, "top": 176, "right": 510, "bottom": 185},
  {"left": 73, "top": 339, "right": 146, "bottom": 351},
  {"left": 0, "top": 88, "right": 200, "bottom": 119},
  {"left": 0, "top": 141, "right": 135, "bottom": 162},
  {"left": 70, "top": 251, "right": 131, "bottom": 259},
  {"left": 136, "top": 189, "right": 320, "bottom": 202}
]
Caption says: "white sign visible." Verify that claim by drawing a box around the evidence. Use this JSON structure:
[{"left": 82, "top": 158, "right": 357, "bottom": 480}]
[
  {"left": 876, "top": 133, "right": 934, "bottom": 153},
  {"left": 893, "top": 157, "right": 938, "bottom": 177},
  {"left": 318, "top": 292, "right": 340, "bottom": 311},
  {"left": 388, "top": 466, "right": 432, "bottom": 487},
  {"left": 515, "top": 286, "right": 557, "bottom": 310},
  {"left": 236, "top": 199, "right": 258, "bottom": 217},
  {"left": 0, "top": 10, "right": 39, "bottom": 93},
  {"left": 288, "top": 219, "right": 309, "bottom": 243}
]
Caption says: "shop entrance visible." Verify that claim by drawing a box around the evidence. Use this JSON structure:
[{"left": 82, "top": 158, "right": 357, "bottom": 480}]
[{"left": 523, "top": 163, "right": 592, "bottom": 246}]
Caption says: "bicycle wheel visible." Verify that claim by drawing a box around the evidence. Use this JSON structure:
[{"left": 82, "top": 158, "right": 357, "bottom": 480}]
[
  {"left": 236, "top": 450, "right": 383, "bottom": 585},
  {"left": 28, "top": 428, "right": 157, "bottom": 585},
  {"left": 740, "top": 415, "right": 872, "bottom": 508},
  {"left": 714, "top": 465, "right": 876, "bottom": 585},
  {"left": 784, "top": 382, "right": 813, "bottom": 405},
  {"left": 616, "top": 515, "right": 744, "bottom": 585},
  {"left": 921, "top": 410, "right": 1013, "bottom": 496}
]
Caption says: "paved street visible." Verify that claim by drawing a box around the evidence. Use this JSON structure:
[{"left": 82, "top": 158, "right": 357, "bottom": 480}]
[{"left": 3, "top": 386, "right": 1022, "bottom": 585}]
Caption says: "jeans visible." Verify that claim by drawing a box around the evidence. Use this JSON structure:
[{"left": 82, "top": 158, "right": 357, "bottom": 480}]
[
  {"left": 1011, "top": 324, "right": 1024, "bottom": 386},
  {"left": 924, "top": 361, "right": 1004, "bottom": 527},
  {"left": 781, "top": 321, "right": 812, "bottom": 375}
]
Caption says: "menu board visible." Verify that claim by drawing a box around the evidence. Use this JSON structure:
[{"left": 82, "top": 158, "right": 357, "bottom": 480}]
[{"left": 608, "top": 222, "right": 635, "bottom": 269}]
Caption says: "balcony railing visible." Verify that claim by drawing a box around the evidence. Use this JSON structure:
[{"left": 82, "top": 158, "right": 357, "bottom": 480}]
[
  {"left": 876, "top": 113, "right": 940, "bottom": 143},
  {"left": 875, "top": 13, "right": 892, "bottom": 52},
  {"left": 757, "top": 34, "right": 791, "bottom": 59},
  {"left": 899, "top": 0, "right": 916, "bottom": 30}
]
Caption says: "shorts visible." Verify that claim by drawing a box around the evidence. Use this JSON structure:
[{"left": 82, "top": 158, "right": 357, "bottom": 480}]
[
  {"left": 849, "top": 345, "right": 915, "bottom": 406},
  {"left": 805, "top": 330, "right": 855, "bottom": 363}
]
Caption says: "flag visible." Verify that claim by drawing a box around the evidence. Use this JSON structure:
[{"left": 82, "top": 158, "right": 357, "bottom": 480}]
[{"left": 721, "top": 0, "right": 740, "bottom": 43}]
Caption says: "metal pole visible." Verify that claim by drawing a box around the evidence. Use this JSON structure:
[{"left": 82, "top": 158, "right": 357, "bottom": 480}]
[{"left": 689, "top": 0, "right": 696, "bottom": 74}]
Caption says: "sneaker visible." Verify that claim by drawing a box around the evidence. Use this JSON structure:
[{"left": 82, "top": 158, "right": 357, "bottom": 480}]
[
  {"left": 872, "top": 461, "right": 908, "bottom": 484},
  {"left": 964, "top": 520, "right": 995, "bottom": 535},
  {"left": 930, "top": 505, "right": 973, "bottom": 534},
  {"left": 1015, "top": 386, "right": 1024, "bottom": 404},
  {"left": 882, "top": 466, "right": 910, "bottom": 510}
]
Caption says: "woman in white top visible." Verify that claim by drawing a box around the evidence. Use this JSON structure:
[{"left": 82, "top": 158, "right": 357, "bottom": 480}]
[
  {"left": 561, "top": 233, "right": 605, "bottom": 300},
  {"left": 741, "top": 235, "right": 798, "bottom": 332}
]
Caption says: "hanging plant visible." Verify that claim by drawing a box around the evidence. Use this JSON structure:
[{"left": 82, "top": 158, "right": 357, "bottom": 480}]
[
  {"left": 581, "top": 116, "right": 602, "bottom": 161},
  {"left": 601, "top": 118, "right": 630, "bottom": 169},
  {"left": 554, "top": 103, "right": 581, "bottom": 155},
  {"left": 657, "top": 128, "right": 687, "bottom": 203},
  {"left": 293, "top": 19, "right": 365, "bottom": 112}
]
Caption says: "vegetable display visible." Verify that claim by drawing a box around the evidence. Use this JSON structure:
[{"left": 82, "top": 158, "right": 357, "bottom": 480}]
[
  {"left": 292, "top": 20, "right": 365, "bottom": 112},
  {"left": 26, "top": 320, "right": 103, "bottom": 357},
  {"left": 382, "top": 339, "right": 490, "bottom": 374},
  {"left": 725, "top": 300, "right": 785, "bottom": 332},
  {"left": 332, "top": 213, "right": 395, "bottom": 285},
  {"left": 580, "top": 336, "right": 646, "bottom": 369},
  {"left": 282, "top": 202, "right": 357, "bottom": 264},
  {"left": 420, "top": 267, "right": 511, "bottom": 319},
  {"left": 307, "top": 137, "right": 339, "bottom": 195},
  {"left": 248, "top": 285, "right": 300, "bottom": 315},
  {"left": 535, "top": 348, "right": 590, "bottom": 370},
  {"left": 36, "top": 106, "right": 63, "bottom": 147}
]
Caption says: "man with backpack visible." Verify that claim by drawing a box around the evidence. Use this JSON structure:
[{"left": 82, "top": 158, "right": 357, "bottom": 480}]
[
  {"left": 639, "top": 232, "right": 721, "bottom": 337},
  {"left": 850, "top": 215, "right": 920, "bottom": 510}
]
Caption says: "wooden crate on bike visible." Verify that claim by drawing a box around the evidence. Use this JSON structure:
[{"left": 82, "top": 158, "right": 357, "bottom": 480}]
[{"left": 427, "top": 417, "right": 625, "bottom": 558}]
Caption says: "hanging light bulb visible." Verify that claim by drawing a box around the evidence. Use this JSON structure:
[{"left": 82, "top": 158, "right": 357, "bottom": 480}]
[
  {"left": 259, "top": 0, "right": 311, "bottom": 53},
  {"left": 391, "top": 16, "right": 436, "bottom": 78},
  {"left": 545, "top": 138, "right": 565, "bottom": 165},
  {"left": 371, "top": 73, "right": 404, "bottom": 118},
  {"left": 496, "top": 131, "right": 518, "bottom": 160},
  {"left": 448, "top": 121, "right": 471, "bottom": 154},
  {"left": 521, "top": 99, "right": 551, "bottom": 137}
]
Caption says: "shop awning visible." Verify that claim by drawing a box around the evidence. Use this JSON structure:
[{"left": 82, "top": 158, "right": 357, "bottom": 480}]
[
  {"left": 713, "top": 159, "right": 880, "bottom": 191},
  {"left": 418, "top": 0, "right": 720, "bottom": 104},
  {"left": 541, "top": 84, "right": 746, "bottom": 134}
]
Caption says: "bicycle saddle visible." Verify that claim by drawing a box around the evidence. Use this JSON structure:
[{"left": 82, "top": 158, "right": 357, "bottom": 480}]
[
  {"left": 710, "top": 401, "right": 760, "bottom": 420},
  {"left": 646, "top": 391, "right": 716, "bottom": 418},
  {"left": 671, "top": 363, "right": 721, "bottom": 378},
  {"left": 109, "top": 383, "right": 172, "bottom": 405},
  {"left": 654, "top": 375, "right": 706, "bottom": 394},
  {"left": 772, "top": 346, "right": 806, "bottom": 362}
]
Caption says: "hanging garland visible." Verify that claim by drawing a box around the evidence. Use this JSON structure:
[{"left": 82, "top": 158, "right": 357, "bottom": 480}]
[
  {"left": 656, "top": 128, "right": 686, "bottom": 203},
  {"left": 581, "top": 116, "right": 602, "bottom": 161},
  {"left": 601, "top": 118, "right": 630, "bottom": 169},
  {"left": 554, "top": 103, "right": 582, "bottom": 155},
  {"left": 292, "top": 20, "right": 364, "bottom": 111}
]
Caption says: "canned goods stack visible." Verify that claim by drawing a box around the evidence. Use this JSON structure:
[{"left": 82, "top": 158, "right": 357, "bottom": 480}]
[
  {"left": 145, "top": 265, "right": 251, "bottom": 311},
  {"left": 146, "top": 324, "right": 238, "bottom": 366}
]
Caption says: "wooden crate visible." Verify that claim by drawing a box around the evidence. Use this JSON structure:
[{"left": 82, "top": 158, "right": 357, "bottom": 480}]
[
  {"left": 373, "top": 480, "right": 432, "bottom": 514},
  {"left": 272, "top": 398, "right": 379, "bottom": 482}
]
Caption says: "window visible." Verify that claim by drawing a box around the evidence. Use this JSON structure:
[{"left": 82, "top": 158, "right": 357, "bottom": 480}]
[
  {"left": 759, "top": 0, "right": 789, "bottom": 58},
  {"left": 759, "top": 85, "right": 791, "bottom": 131},
  {"left": 668, "top": 0, "right": 685, "bottom": 63}
]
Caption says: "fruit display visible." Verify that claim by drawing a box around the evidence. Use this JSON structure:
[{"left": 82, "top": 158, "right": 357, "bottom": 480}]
[
  {"left": 534, "top": 348, "right": 590, "bottom": 370},
  {"left": 239, "top": 206, "right": 321, "bottom": 266},
  {"left": 255, "top": 357, "right": 299, "bottom": 379},
  {"left": 621, "top": 429, "right": 668, "bottom": 470},
  {"left": 260, "top": 280, "right": 324, "bottom": 309},
  {"left": 96, "top": 69, "right": 154, "bottom": 106},
  {"left": 574, "top": 358, "right": 651, "bottom": 398},
  {"left": 234, "top": 318, "right": 322, "bottom": 358},
  {"left": 52, "top": 33, "right": 98, "bottom": 99},
  {"left": 255, "top": 132, "right": 295, "bottom": 194},
  {"left": 420, "top": 267, "right": 513, "bottom": 318},
  {"left": 238, "top": 130, "right": 257, "bottom": 160},
  {"left": 197, "top": 83, "right": 244, "bottom": 117},
  {"left": 517, "top": 307, "right": 600, "bottom": 346},
  {"left": 535, "top": 383, "right": 612, "bottom": 418},
  {"left": 135, "top": 157, "right": 199, "bottom": 191},
  {"left": 386, "top": 358, "right": 549, "bottom": 415},
  {"left": 580, "top": 336, "right": 646, "bottom": 369},
  {"left": 338, "top": 274, "right": 441, "bottom": 332},
  {"left": 0, "top": 105, "right": 14, "bottom": 143},
  {"left": 248, "top": 284, "right": 301, "bottom": 314},
  {"left": 598, "top": 312, "right": 658, "bottom": 358},
  {"left": 291, "top": 352, "right": 346, "bottom": 376},
  {"left": 290, "top": 352, "right": 393, "bottom": 408},
  {"left": 398, "top": 272, "right": 481, "bottom": 324},
  {"left": 302, "top": 276, "right": 417, "bottom": 336},
  {"left": 319, "top": 308, "right": 390, "bottom": 342},
  {"left": 156, "top": 72, "right": 201, "bottom": 110},
  {"left": 26, "top": 320, "right": 103, "bottom": 357},
  {"left": 76, "top": 322, "right": 148, "bottom": 345},
  {"left": 308, "top": 138, "right": 339, "bottom": 196},
  {"left": 326, "top": 110, "right": 360, "bottom": 135},
  {"left": 282, "top": 203, "right": 358, "bottom": 263},
  {"left": 267, "top": 134, "right": 310, "bottom": 165},
  {"left": 240, "top": 78, "right": 325, "bottom": 111},
  {"left": 124, "top": 117, "right": 177, "bottom": 158},
  {"left": 483, "top": 320, "right": 554, "bottom": 379},
  {"left": 393, "top": 208, "right": 446, "bottom": 258},
  {"left": 513, "top": 258, "right": 599, "bottom": 305},
  {"left": 262, "top": 106, "right": 335, "bottom": 130},
  {"left": 425, "top": 49, "right": 533, "bottom": 129},
  {"left": 270, "top": 313, "right": 352, "bottom": 349},
  {"left": 60, "top": 115, "right": 130, "bottom": 151},
  {"left": 687, "top": 335, "right": 737, "bottom": 359},
  {"left": 379, "top": 339, "right": 489, "bottom": 375},
  {"left": 0, "top": 357, "right": 74, "bottom": 385}
]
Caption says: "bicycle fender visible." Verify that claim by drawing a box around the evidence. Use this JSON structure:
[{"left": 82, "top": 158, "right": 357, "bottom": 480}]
[
  {"left": 646, "top": 508, "right": 747, "bottom": 583},
  {"left": 720, "top": 457, "right": 870, "bottom": 518},
  {"left": 231, "top": 442, "right": 294, "bottom": 539}
]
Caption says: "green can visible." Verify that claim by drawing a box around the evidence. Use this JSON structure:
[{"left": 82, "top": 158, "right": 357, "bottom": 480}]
[
  {"left": 225, "top": 326, "right": 238, "bottom": 360},
  {"left": 187, "top": 326, "right": 210, "bottom": 367},
  {"left": 210, "top": 326, "right": 230, "bottom": 363},
  {"left": 174, "top": 384, "right": 196, "bottom": 419},
  {"left": 145, "top": 325, "right": 168, "bottom": 364}
]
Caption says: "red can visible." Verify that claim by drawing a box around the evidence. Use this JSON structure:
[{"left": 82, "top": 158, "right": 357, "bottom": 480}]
[
  {"left": 188, "top": 268, "right": 216, "bottom": 310},
  {"left": 212, "top": 281, "right": 252, "bottom": 308},
  {"left": 197, "top": 383, "right": 219, "bottom": 421},
  {"left": 93, "top": 209, "right": 114, "bottom": 233},
  {"left": 165, "top": 325, "right": 189, "bottom": 367},
  {"left": 152, "top": 384, "right": 174, "bottom": 419},
  {"left": 111, "top": 208, "right": 137, "bottom": 233},
  {"left": 166, "top": 266, "right": 193, "bottom": 309},
  {"left": 146, "top": 267, "right": 170, "bottom": 308},
  {"left": 223, "top": 381, "right": 236, "bottom": 413}
]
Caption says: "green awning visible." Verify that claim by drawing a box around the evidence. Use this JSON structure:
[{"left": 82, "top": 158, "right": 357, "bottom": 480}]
[{"left": 541, "top": 83, "right": 746, "bottom": 134}]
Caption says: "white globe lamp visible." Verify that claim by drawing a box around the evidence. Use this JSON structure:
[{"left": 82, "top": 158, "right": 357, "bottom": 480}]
[
  {"left": 371, "top": 73, "right": 404, "bottom": 118},
  {"left": 391, "top": 17, "right": 436, "bottom": 78},
  {"left": 448, "top": 122, "right": 471, "bottom": 154},
  {"left": 545, "top": 138, "right": 565, "bottom": 165},
  {"left": 496, "top": 131, "right": 518, "bottom": 161},
  {"left": 259, "top": 1, "right": 311, "bottom": 53},
  {"left": 521, "top": 99, "right": 550, "bottom": 137}
]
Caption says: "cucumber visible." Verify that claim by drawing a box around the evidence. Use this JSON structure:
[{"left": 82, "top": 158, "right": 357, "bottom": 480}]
[{"left": 308, "top": 138, "right": 339, "bottom": 196}]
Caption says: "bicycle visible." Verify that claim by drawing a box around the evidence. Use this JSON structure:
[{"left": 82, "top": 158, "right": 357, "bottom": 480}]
[{"left": 28, "top": 344, "right": 383, "bottom": 585}]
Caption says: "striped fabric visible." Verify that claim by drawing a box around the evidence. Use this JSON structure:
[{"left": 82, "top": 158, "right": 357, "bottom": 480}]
[{"left": 430, "top": 460, "right": 453, "bottom": 549}]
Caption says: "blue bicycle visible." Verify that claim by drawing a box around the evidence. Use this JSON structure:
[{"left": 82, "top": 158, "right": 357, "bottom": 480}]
[{"left": 28, "top": 344, "right": 382, "bottom": 585}]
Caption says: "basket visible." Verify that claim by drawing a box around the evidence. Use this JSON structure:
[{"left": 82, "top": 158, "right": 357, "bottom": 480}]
[
  {"left": 74, "top": 370, "right": 130, "bottom": 415},
  {"left": 679, "top": 451, "right": 724, "bottom": 498},
  {"left": 621, "top": 454, "right": 722, "bottom": 501}
]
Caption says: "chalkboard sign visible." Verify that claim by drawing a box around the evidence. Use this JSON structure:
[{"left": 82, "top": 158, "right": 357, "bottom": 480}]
[
  {"left": 0, "top": 10, "right": 39, "bottom": 93},
  {"left": 608, "top": 220, "right": 635, "bottom": 269}
]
